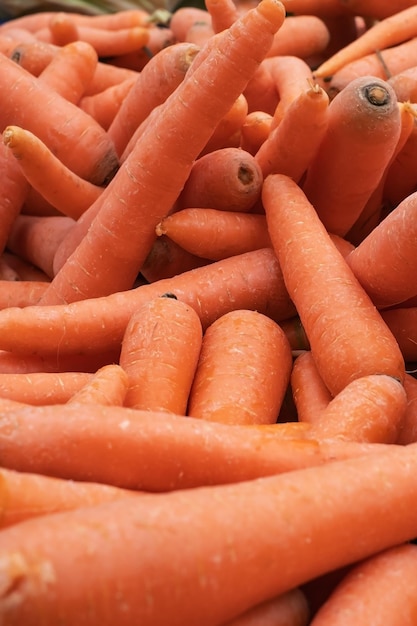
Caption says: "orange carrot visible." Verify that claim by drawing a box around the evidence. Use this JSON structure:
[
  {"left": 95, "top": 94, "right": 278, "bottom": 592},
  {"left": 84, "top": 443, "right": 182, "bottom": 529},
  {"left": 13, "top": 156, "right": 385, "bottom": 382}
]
[
  {"left": 0, "top": 140, "right": 29, "bottom": 255},
  {"left": 266, "top": 15, "right": 330, "bottom": 60},
  {"left": 0, "top": 371, "right": 92, "bottom": 405},
  {"left": 383, "top": 116, "right": 417, "bottom": 209},
  {"left": 187, "top": 309, "right": 292, "bottom": 425},
  {"left": 22, "top": 188, "right": 62, "bottom": 217},
  {"left": 255, "top": 81, "right": 329, "bottom": 181},
  {"left": 37, "top": 0, "right": 286, "bottom": 306},
  {"left": 380, "top": 307, "right": 417, "bottom": 363},
  {"left": 198, "top": 93, "right": 249, "bottom": 156},
  {"left": 346, "top": 190, "right": 417, "bottom": 308},
  {"left": 79, "top": 76, "right": 137, "bottom": 130},
  {"left": 239, "top": 110, "right": 272, "bottom": 155},
  {"left": 8, "top": 39, "right": 56, "bottom": 76},
  {"left": 107, "top": 41, "right": 199, "bottom": 157},
  {"left": 301, "top": 76, "right": 401, "bottom": 237},
  {"left": 0, "top": 467, "right": 139, "bottom": 529},
  {"left": 0, "top": 402, "right": 392, "bottom": 492},
  {"left": 396, "top": 373, "right": 417, "bottom": 444},
  {"left": 0, "top": 348, "right": 120, "bottom": 376},
  {"left": 67, "top": 364, "right": 129, "bottom": 407},
  {"left": 6, "top": 214, "right": 74, "bottom": 279},
  {"left": 156, "top": 208, "right": 272, "bottom": 260},
  {"left": 84, "top": 57, "right": 138, "bottom": 96},
  {"left": 387, "top": 64, "right": 417, "bottom": 103},
  {"left": 205, "top": 0, "right": 239, "bottom": 33},
  {"left": 120, "top": 295, "right": 203, "bottom": 413},
  {"left": 315, "top": 5, "right": 417, "bottom": 79},
  {"left": 140, "top": 236, "right": 210, "bottom": 283},
  {"left": 108, "top": 25, "right": 176, "bottom": 73},
  {"left": 177, "top": 147, "right": 263, "bottom": 213},
  {"left": 310, "top": 543, "right": 417, "bottom": 625},
  {"left": 1, "top": 437, "right": 417, "bottom": 624},
  {"left": 0, "top": 281, "right": 49, "bottom": 309},
  {"left": 185, "top": 19, "right": 215, "bottom": 46},
  {"left": 222, "top": 588, "right": 310, "bottom": 626},
  {"left": 339, "top": 0, "right": 417, "bottom": 20},
  {"left": 243, "top": 60, "right": 280, "bottom": 115},
  {"left": 2, "top": 125, "right": 103, "bottom": 220},
  {"left": 0, "top": 53, "right": 119, "bottom": 186},
  {"left": 310, "top": 374, "right": 407, "bottom": 444},
  {"left": 262, "top": 174, "right": 405, "bottom": 396},
  {"left": 291, "top": 351, "right": 332, "bottom": 424},
  {"left": 0, "top": 250, "right": 49, "bottom": 282},
  {"left": 168, "top": 6, "right": 212, "bottom": 42},
  {"left": 276, "top": 0, "right": 354, "bottom": 16}
]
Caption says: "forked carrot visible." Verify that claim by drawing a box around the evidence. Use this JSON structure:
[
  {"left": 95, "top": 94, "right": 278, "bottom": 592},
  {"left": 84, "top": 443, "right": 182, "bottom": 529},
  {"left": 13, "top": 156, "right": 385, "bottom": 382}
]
[
  {"left": 119, "top": 295, "right": 203, "bottom": 413},
  {"left": 290, "top": 351, "right": 332, "bottom": 425},
  {"left": 67, "top": 364, "right": 129, "bottom": 407},
  {"left": 301, "top": 76, "right": 401, "bottom": 236},
  {"left": 1, "top": 436, "right": 417, "bottom": 624},
  {"left": 310, "top": 374, "right": 407, "bottom": 444},
  {"left": 314, "top": 5, "right": 417, "bottom": 79},
  {"left": 0, "top": 371, "right": 92, "bottom": 405},
  {"left": 37, "top": 0, "right": 286, "bottom": 305},
  {"left": 223, "top": 588, "right": 310, "bottom": 626},
  {"left": 310, "top": 543, "right": 417, "bottom": 625},
  {"left": 187, "top": 309, "right": 292, "bottom": 425},
  {"left": 262, "top": 174, "right": 405, "bottom": 395}
]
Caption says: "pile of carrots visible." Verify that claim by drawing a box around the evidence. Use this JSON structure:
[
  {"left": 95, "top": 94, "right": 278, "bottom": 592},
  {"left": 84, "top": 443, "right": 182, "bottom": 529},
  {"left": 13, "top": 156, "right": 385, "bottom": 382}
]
[{"left": 1, "top": 0, "right": 417, "bottom": 623}]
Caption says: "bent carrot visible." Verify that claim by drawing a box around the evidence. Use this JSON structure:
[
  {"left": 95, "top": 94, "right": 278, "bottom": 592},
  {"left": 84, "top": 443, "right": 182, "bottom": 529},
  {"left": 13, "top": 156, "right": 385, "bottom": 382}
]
[
  {"left": 301, "top": 76, "right": 401, "bottom": 237},
  {"left": 119, "top": 295, "right": 203, "bottom": 413},
  {"left": 291, "top": 351, "right": 332, "bottom": 425},
  {"left": 67, "top": 364, "right": 129, "bottom": 407},
  {"left": 262, "top": 174, "right": 405, "bottom": 395},
  {"left": 223, "top": 588, "right": 310, "bottom": 626},
  {"left": 187, "top": 310, "right": 292, "bottom": 425},
  {"left": 0, "top": 467, "right": 138, "bottom": 529},
  {"left": 38, "top": 0, "right": 286, "bottom": 305},
  {"left": 0, "top": 371, "right": 92, "bottom": 405},
  {"left": 310, "top": 543, "right": 417, "bottom": 625},
  {"left": 1, "top": 437, "right": 417, "bottom": 624}
]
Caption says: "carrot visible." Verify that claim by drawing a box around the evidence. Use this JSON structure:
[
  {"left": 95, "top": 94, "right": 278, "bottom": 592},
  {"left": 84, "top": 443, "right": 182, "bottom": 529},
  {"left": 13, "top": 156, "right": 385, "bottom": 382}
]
[
  {"left": 276, "top": 0, "right": 354, "bottom": 16},
  {"left": 387, "top": 64, "right": 417, "bottom": 103},
  {"left": 262, "top": 174, "right": 406, "bottom": 396},
  {"left": 222, "top": 588, "right": 310, "bottom": 626},
  {"left": 156, "top": 208, "right": 272, "bottom": 260},
  {"left": 2, "top": 125, "right": 103, "bottom": 220},
  {"left": 0, "top": 467, "right": 139, "bottom": 529},
  {"left": 84, "top": 58, "right": 138, "bottom": 96},
  {"left": 332, "top": 0, "right": 417, "bottom": 21},
  {"left": 396, "top": 373, "right": 417, "bottom": 445},
  {"left": 140, "top": 236, "right": 210, "bottom": 283},
  {"left": 8, "top": 39, "right": 56, "bottom": 76},
  {"left": 0, "top": 349, "right": 120, "bottom": 376},
  {"left": 380, "top": 307, "right": 417, "bottom": 363},
  {"left": 205, "top": 0, "right": 239, "bottom": 33},
  {"left": 107, "top": 41, "right": 199, "bottom": 157},
  {"left": 67, "top": 364, "right": 129, "bottom": 407},
  {"left": 243, "top": 60, "right": 280, "bottom": 115},
  {"left": 168, "top": 6, "right": 212, "bottom": 42},
  {"left": 0, "top": 371, "right": 92, "bottom": 405},
  {"left": 291, "top": 351, "right": 332, "bottom": 425},
  {"left": 310, "top": 374, "right": 407, "bottom": 444},
  {"left": 301, "top": 76, "right": 401, "bottom": 237},
  {"left": 120, "top": 295, "right": 203, "bottom": 413},
  {"left": 187, "top": 309, "right": 292, "bottom": 425},
  {"left": 6, "top": 214, "right": 74, "bottom": 279},
  {"left": 108, "top": 25, "right": 176, "bottom": 73},
  {"left": 310, "top": 543, "right": 417, "bottom": 625},
  {"left": 0, "top": 29, "right": 36, "bottom": 57},
  {"left": 177, "top": 147, "right": 263, "bottom": 213},
  {"left": 37, "top": 0, "right": 286, "bottom": 306},
  {"left": 198, "top": 93, "right": 249, "bottom": 157},
  {"left": 0, "top": 53, "right": 119, "bottom": 186},
  {"left": 314, "top": 5, "right": 417, "bottom": 79},
  {"left": 21, "top": 188, "right": 62, "bottom": 218},
  {"left": 78, "top": 76, "right": 137, "bottom": 130},
  {"left": 0, "top": 281, "right": 49, "bottom": 309},
  {"left": 0, "top": 402, "right": 393, "bottom": 492},
  {"left": 0, "top": 140, "right": 29, "bottom": 255},
  {"left": 346, "top": 190, "right": 417, "bottom": 308},
  {"left": 239, "top": 110, "right": 272, "bottom": 155},
  {"left": 383, "top": 116, "right": 417, "bottom": 209},
  {"left": 185, "top": 19, "right": 216, "bottom": 47},
  {"left": 266, "top": 15, "right": 330, "bottom": 60},
  {"left": 0, "top": 250, "right": 49, "bottom": 283},
  {"left": 1, "top": 438, "right": 417, "bottom": 625},
  {"left": 255, "top": 81, "right": 329, "bottom": 181}
]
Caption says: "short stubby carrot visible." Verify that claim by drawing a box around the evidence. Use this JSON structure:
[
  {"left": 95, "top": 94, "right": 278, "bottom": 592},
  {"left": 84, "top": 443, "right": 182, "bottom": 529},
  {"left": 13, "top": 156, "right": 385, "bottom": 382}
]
[
  {"left": 262, "top": 174, "right": 405, "bottom": 396},
  {"left": 119, "top": 295, "right": 203, "bottom": 414},
  {"left": 187, "top": 309, "right": 293, "bottom": 425}
]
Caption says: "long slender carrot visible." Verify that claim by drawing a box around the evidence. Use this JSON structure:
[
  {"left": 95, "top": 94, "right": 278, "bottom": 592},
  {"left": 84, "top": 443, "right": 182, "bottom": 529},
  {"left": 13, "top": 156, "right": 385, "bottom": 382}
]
[
  {"left": 310, "top": 374, "right": 407, "bottom": 444},
  {"left": 223, "top": 588, "right": 310, "bottom": 626},
  {"left": 119, "top": 295, "right": 203, "bottom": 413},
  {"left": 310, "top": 543, "right": 417, "bottom": 625},
  {"left": 187, "top": 309, "right": 292, "bottom": 425},
  {"left": 0, "top": 281, "right": 49, "bottom": 309},
  {"left": 0, "top": 371, "right": 92, "bottom": 405},
  {"left": 0, "top": 249, "right": 295, "bottom": 358},
  {"left": 0, "top": 402, "right": 393, "bottom": 492},
  {"left": 314, "top": 5, "right": 417, "bottom": 79},
  {"left": 0, "top": 467, "right": 139, "bottom": 529},
  {"left": 262, "top": 174, "right": 405, "bottom": 396},
  {"left": 290, "top": 351, "right": 332, "bottom": 425},
  {"left": 1, "top": 438, "right": 417, "bottom": 625},
  {"left": 301, "top": 76, "right": 401, "bottom": 237},
  {"left": 37, "top": 0, "right": 286, "bottom": 306}
]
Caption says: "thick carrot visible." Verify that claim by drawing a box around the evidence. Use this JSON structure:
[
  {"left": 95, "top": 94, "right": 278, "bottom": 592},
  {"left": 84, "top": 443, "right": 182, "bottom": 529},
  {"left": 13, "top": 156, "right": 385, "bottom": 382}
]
[
  {"left": 156, "top": 208, "right": 272, "bottom": 260},
  {"left": 222, "top": 588, "right": 310, "bottom": 626},
  {"left": 84, "top": 57, "right": 138, "bottom": 96},
  {"left": 0, "top": 467, "right": 139, "bottom": 529},
  {"left": 37, "top": 0, "right": 286, "bottom": 306},
  {"left": 301, "top": 76, "right": 401, "bottom": 237},
  {"left": 108, "top": 25, "right": 176, "bottom": 73},
  {"left": 177, "top": 147, "right": 263, "bottom": 212},
  {"left": 310, "top": 543, "right": 417, "bottom": 625},
  {"left": 0, "top": 281, "right": 49, "bottom": 309},
  {"left": 346, "top": 190, "right": 417, "bottom": 308},
  {"left": 67, "top": 364, "right": 129, "bottom": 407},
  {"left": 266, "top": 15, "right": 330, "bottom": 60},
  {"left": 315, "top": 5, "right": 417, "bottom": 79},
  {"left": 255, "top": 81, "right": 329, "bottom": 181},
  {"left": 0, "top": 371, "right": 92, "bottom": 405},
  {"left": 291, "top": 351, "right": 332, "bottom": 425},
  {"left": 140, "top": 236, "right": 210, "bottom": 283},
  {"left": 119, "top": 295, "right": 203, "bottom": 413},
  {"left": 187, "top": 309, "right": 293, "bottom": 425},
  {"left": 1, "top": 438, "right": 417, "bottom": 625},
  {"left": 107, "top": 41, "right": 199, "bottom": 157},
  {"left": 262, "top": 174, "right": 405, "bottom": 395},
  {"left": 0, "top": 248, "right": 295, "bottom": 357},
  {"left": 0, "top": 402, "right": 392, "bottom": 492},
  {"left": 380, "top": 307, "right": 417, "bottom": 363},
  {"left": 310, "top": 374, "right": 407, "bottom": 444},
  {"left": 6, "top": 214, "right": 75, "bottom": 279}
]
